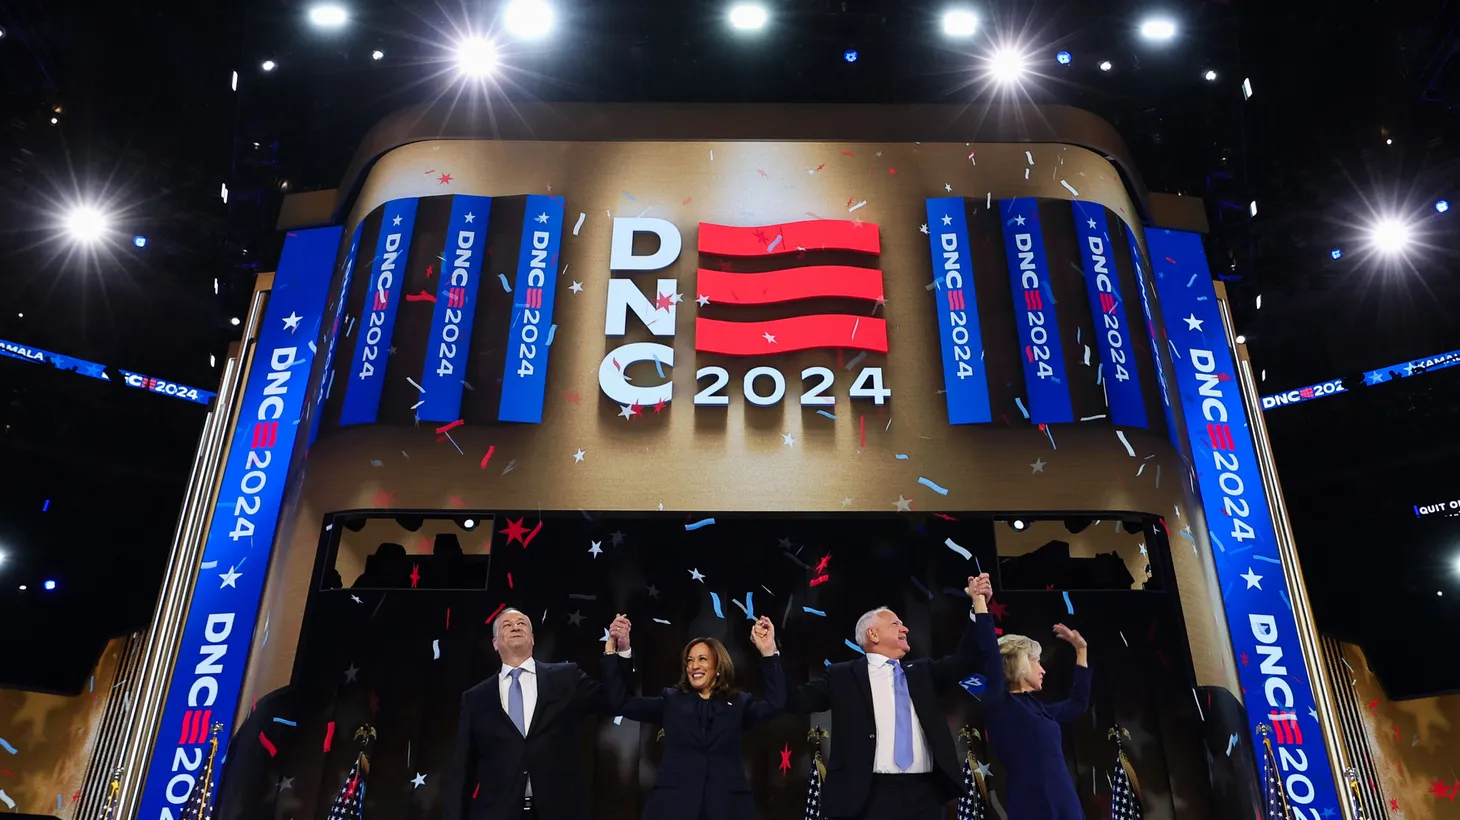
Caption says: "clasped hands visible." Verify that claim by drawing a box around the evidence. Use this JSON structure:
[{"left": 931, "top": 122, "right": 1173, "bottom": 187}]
[{"left": 605, "top": 613, "right": 779, "bottom": 657}]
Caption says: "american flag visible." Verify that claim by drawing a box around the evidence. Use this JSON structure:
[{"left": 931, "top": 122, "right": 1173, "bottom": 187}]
[
  {"left": 176, "top": 724, "right": 223, "bottom": 820},
  {"left": 328, "top": 752, "right": 369, "bottom": 820},
  {"left": 1259, "top": 732, "right": 1291, "bottom": 820},
  {"left": 1111, "top": 752, "right": 1143, "bottom": 820},
  {"left": 956, "top": 753, "right": 987, "bottom": 820},
  {"left": 802, "top": 755, "right": 823, "bottom": 820}
]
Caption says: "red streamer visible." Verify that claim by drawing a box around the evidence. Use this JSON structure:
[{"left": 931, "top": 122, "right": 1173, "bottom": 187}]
[
  {"left": 323, "top": 721, "right": 335, "bottom": 752},
  {"left": 258, "top": 731, "right": 277, "bottom": 757}
]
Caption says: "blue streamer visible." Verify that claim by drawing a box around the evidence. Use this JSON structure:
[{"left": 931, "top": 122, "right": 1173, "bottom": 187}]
[
  {"left": 710, "top": 592, "right": 725, "bottom": 619},
  {"left": 895, "top": 454, "right": 909, "bottom": 460},
  {"left": 0, "top": 738, "right": 17, "bottom": 755},
  {"left": 42, "top": 499, "right": 50, "bottom": 512},
  {"left": 1063, "top": 591, "right": 1074, "bottom": 614},
  {"left": 684, "top": 518, "right": 716, "bottom": 531},
  {"left": 817, "top": 410, "right": 837, "bottom": 420},
  {"left": 802, "top": 607, "right": 827, "bottom": 617},
  {"left": 844, "top": 639, "right": 866, "bottom": 655},
  {"left": 917, "top": 477, "right": 950, "bottom": 496},
  {"left": 653, "top": 355, "right": 665, "bottom": 379},
  {"left": 745, "top": 591, "right": 755, "bottom": 619},
  {"left": 272, "top": 717, "right": 298, "bottom": 727},
  {"left": 1015, "top": 397, "right": 1030, "bottom": 419}
]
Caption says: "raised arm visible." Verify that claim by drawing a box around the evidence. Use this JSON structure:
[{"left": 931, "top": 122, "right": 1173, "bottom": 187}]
[
  {"left": 575, "top": 614, "right": 636, "bottom": 716},
  {"left": 599, "top": 650, "right": 669, "bottom": 723},
  {"left": 442, "top": 688, "right": 478, "bottom": 820},
  {"left": 967, "top": 575, "right": 1008, "bottom": 707},
  {"left": 931, "top": 574, "right": 992, "bottom": 688},
  {"left": 744, "top": 616, "right": 787, "bottom": 726},
  {"left": 1046, "top": 624, "right": 1091, "bottom": 724}
]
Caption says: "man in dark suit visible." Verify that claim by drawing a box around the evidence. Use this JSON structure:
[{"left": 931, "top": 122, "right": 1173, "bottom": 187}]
[
  {"left": 445, "top": 608, "right": 632, "bottom": 820},
  {"left": 787, "top": 574, "right": 991, "bottom": 820}
]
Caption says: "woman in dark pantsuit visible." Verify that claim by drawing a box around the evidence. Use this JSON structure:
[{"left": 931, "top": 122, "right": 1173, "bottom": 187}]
[
  {"left": 602, "top": 615, "right": 785, "bottom": 820},
  {"left": 971, "top": 585, "right": 1091, "bottom": 820}
]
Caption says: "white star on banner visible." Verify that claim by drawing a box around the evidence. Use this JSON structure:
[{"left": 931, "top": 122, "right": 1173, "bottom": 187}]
[
  {"left": 1241, "top": 568, "right": 1263, "bottom": 589},
  {"left": 282, "top": 312, "right": 302, "bottom": 331},
  {"left": 219, "top": 566, "right": 242, "bottom": 588},
  {"left": 393, "top": 215, "right": 403, "bottom": 226},
  {"left": 1183, "top": 314, "right": 1205, "bottom": 331},
  {"left": 942, "top": 214, "right": 953, "bottom": 226},
  {"left": 1087, "top": 219, "right": 1098, "bottom": 229},
  {"left": 464, "top": 213, "right": 475, "bottom": 223},
  {"left": 1014, "top": 214, "right": 1027, "bottom": 225},
  {"left": 535, "top": 212, "right": 550, "bottom": 224}
]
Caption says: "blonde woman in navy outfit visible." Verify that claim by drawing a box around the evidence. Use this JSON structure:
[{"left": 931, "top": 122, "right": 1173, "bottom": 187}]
[
  {"left": 971, "top": 585, "right": 1091, "bottom": 819},
  {"left": 602, "top": 614, "right": 785, "bottom": 820}
]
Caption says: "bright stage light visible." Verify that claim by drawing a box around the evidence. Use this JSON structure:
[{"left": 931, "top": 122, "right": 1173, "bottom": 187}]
[
  {"left": 372, "top": 49, "right": 385, "bottom": 60},
  {"left": 133, "top": 235, "right": 147, "bottom": 248},
  {"left": 456, "top": 37, "right": 499, "bottom": 77},
  {"left": 1204, "top": 69, "right": 1218, "bottom": 81},
  {"left": 729, "top": 3, "right": 768, "bottom": 31},
  {"left": 1099, "top": 60, "right": 1113, "bottom": 72},
  {"left": 942, "top": 9, "right": 978, "bottom": 38},
  {"left": 1331, "top": 248, "right": 1343, "bottom": 260},
  {"left": 1235, "top": 335, "right": 1247, "bottom": 345},
  {"left": 63, "top": 206, "right": 110, "bottom": 243},
  {"left": 1370, "top": 218, "right": 1413, "bottom": 254},
  {"left": 1056, "top": 51, "right": 1072, "bottom": 65},
  {"left": 1010, "top": 519, "right": 1027, "bottom": 532},
  {"left": 463, "top": 519, "right": 476, "bottom": 529},
  {"left": 18, "top": 585, "right": 26, "bottom": 592},
  {"left": 308, "top": 4, "right": 348, "bottom": 27},
  {"left": 230, "top": 317, "right": 242, "bottom": 326},
  {"left": 1436, "top": 200, "right": 1449, "bottom": 213},
  {"left": 844, "top": 49, "right": 859, "bottom": 63},
  {"left": 504, "top": 0, "right": 555, "bottom": 39},
  {"left": 988, "top": 48, "right": 1028, "bottom": 85},
  {"left": 1139, "top": 18, "right": 1177, "bottom": 41},
  {"left": 262, "top": 60, "right": 277, "bottom": 71},
  {"left": 44, "top": 580, "right": 56, "bottom": 591},
  {"left": 50, "top": 117, "right": 59, "bottom": 125}
]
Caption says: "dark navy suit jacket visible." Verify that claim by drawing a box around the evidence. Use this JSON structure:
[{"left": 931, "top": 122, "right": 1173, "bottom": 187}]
[{"left": 603, "top": 653, "right": 787, "bottom": 820}]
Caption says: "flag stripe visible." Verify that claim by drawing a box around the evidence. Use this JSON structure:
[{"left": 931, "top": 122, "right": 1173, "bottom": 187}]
[
  {"left": 699, "top": 220, "right": 881, "bottom": 257},
  {"left": 695, "top": 315, "right": 888, "bottom": 356},
  {"left": 696, "top": 265, "right": 884, "bottom": 304}
]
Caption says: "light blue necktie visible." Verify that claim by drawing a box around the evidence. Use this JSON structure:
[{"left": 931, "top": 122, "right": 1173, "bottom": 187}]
[
  {"left": 891, "top": 660, "right": 914, "bottom": 771},
  {"left": 507, "top": 668, "right": 527, "bottom": 736}
]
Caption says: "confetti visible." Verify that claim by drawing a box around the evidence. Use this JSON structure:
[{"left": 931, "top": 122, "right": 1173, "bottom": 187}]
[
  {"left": 1025, "top": 151, "right": 1035, "bottom": 165},
  {"left": 480, "top": 446, "right": 495, "bottom": 468},
  {"left": 653, "top": 618, "right": 672, "bottom": 625},
  {"left": 502, "top": 459, "right": 516, "bottom": 475},
  {"left": 435, "top": 419, "right": 464, "bottom": 435},
  {"left": 849, "top": 200, "right": 868, "bottom": 213},
  {"left": 684, "top": 518, "right": 716, "bottom": 531},
  {"left": 498, "top": 273, "right": 512, "bottom": 291},
  {"left": 272, "top": 717, "right": 298, "bottom": 727},
  {"left": 1015, "top": 397, "right": 1030, "bottom": 419},
  {"left": 653, "top": 355, "right": 665, "bottom": 379},
  {"left": 1079, "top": 414, "right": 1107, "bottom": 422},
  {"left": 1063, "top": 591, "right": 1074, "bottom": 614},
  {"left": 1226, "top": 734, "right": 1238, "bottom": 756},
  {"left": 895, "top": 454, "right": 909, "bottom": 460},
  {"left": 816, "top": 410, "right": 837, "bottom": 420},
  {"left": 324, "top": 721, "right": 336, "bottom": 752},
  {"left": 1115, "top": 430, "right": 1136, "bottom": 457},
  {"left": 406, "top": 290, "right": 437, "bottom": 303},
  {"left": 259, "top": 732, "right": 278, "bottom": 757},
  {"left": 843, "top": 639, "right": 866, "bottom": 655},
  {"left": 200, "top": 561, "right": 218, "bottom": 570},
  {"left": 0, "top": 739, "right": 15, "bottom": 755},
  {"left": 433, "top": 639, "right": 441, "bottom": 659},
  {"left": 1192, "top": 689, "right": 1205, "bottom": 721},
  {"left": 766, "top": 235, "right": 783, "bottom": 252},
  {"left": 810, "top": 575, "right": 831, "bottom": 587},
  {"left": 407, "top": 376, "right": 426, "bottom": 393},
  {"left": 802, "top": 607, "right": 826, "bottom": 617},
  {"left": 944, "top": 538, "right": 972, "bottom": 560},
  {"left": 411, "top": 400, "right": 425, "bottom": 410},
  {"left": 745, "top": 591, "right": 755, "bottom": 618},
  {"left": 42, "top": 499, "right": 50, "bottom": 512},
  {"left": 547, "top": 325, "right": 557, "bottom": 346},
  {"left": 1060, "top": 180, "right": 1080, "bottom": 197},
  {"left": 710, "top": 592, "right": 725, "bottom": 618},
  {"left": 918, "top": 477, "right": 950, "bottom": 496},
  {"left": 573, "top": 213, "right": 586, "bottom": 235},
  {"left": 1120, "top": 631, "right": 1128, "bottom": 647},
  {"left": 0, "top": 791, "right": 13, "bottom": 810},
  {"left": 485, "top": 602, "right": 507, "bottom": 623}
]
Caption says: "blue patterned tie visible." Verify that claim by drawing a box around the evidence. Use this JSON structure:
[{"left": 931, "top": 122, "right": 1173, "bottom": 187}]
[
  {"left": 891, "top": 660, "right": 914, "bottom": 771},
  {"left": 507, "top": 668, "right": 527, "bottom": 736}
]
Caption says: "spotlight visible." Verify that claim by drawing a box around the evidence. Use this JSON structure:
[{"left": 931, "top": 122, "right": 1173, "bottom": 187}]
[
  {"left": 462, "top": 519, "right": 476, "bottom": 530},
  {"left": 372, "top": 49, "right": 385, "bottom": 60},
  {"left": 1249, "top": 200, "right": 1258, "bottom": 217},
  {"left": 1204, "top": 69, "right": 1218, "bottom": 81},
  {"left": 133, "top": 235, "right": 148, "bottom": 248},
  {"left": 0, "top": 25, "right": 6, "bottom": 40},
  {"left": 1139, "top": 18, "right": 1177, "bottom": 41},
  {"left": 261, "top": 59, "right": 277, "bottom": 71},
  {"left": 1242, "top": 78, "right": 1254, "bottom": 99},
  {"left": 1385, "top": 138, "right": 1393, "bottom": 146},
  {"left": 504, "top": 0, "right": 554, "bottom": 39},
  {"left": 844, "top": 49, "right": 859, "bottom": 63},
  {"left": 50, "top": 117, "right": 59, "bottom": 125},
  {"left": 63, "top": 206, "right": 110, "bottom": 243},
  {"left": 1330, "top": 248, "right": 1343, "bottom": 260},
  {"left": 729, "top": 3, "right": 768, "bottom": 31},
  {"left": 44, "top": 580, "right": 56, "bottom": 591},
  {"left": 1370, "top": 218, "right": 1413, "bottom": 254},
  {"left": 988, "top": 48, "right": 1028, "bottom": 85},
  {"left": 1056, "top": 51, "right": 1072, "bottom": 65},
  {"left": 0, "top": 551, "right": 5, "bottom": 567},
  {"left": 230, "top": 317, "right": 241, "bottom": 326},
  {"left": 18, "top": 585, "right": 26, "bottom": 591},
  {"left": 1099, "top": 60, "right": 1113, "bottom": 72},
  {"left": 942, "top": 9, "right": 978, "bottom": 37},
  {"left": 456, "top": 37, "right": 499, "bottom": 77},
  {"left": 1436, "top": 200, "right": 1449, "bottom": 213},
  {"left": 1235, "top": 334, "right": 1247, "bottom": 345},
  {"left": 1010, "top": 519, "right": 1028, "bottom": 532},
  {"left": 308, "top": 4, "right": 348, "bottom": 27}
]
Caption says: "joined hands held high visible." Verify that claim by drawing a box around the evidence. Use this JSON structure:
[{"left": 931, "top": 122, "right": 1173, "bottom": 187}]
[{"left": 605, "top": 614, "right": 632, "bottom": 653}]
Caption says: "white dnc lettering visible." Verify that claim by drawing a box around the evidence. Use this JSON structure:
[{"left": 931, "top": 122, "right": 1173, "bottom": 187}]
[
  {"left": 513, "top": 230, "right": 552, "bottom": 380},
  {"left": 434, "top": 229, "right": 476, "bottom": 378},
  {"left": 229, "top": 346, "right": 295, "bottom": 542},
  {"left": 1249, "top": 616, "right": 1319, "bottom": 815},
  {"left": 358, "top": 230, "right": 403, "bottom": 380},
  {"left": 1017, "top": 233, "right": 1054, "bottom": 379},
  {"left": 600, "top": 219, "right": 680, "bottom": 407},
  {"left": 1191, "top": 349, "right": 1257, "bottom": 544},
  {"left": 1085, "top": 236, "right": 1131, "bottom": 382},
  {"left": 940, "top": 231, "right": 975, "bottom": 380},
  {"left": 161, "top": 613, "right": 236, "bottom": 817}
]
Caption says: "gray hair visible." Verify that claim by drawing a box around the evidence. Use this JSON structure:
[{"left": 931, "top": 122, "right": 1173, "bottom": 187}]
[
  {"left": 853, "top": 607, "right": 893, "bottom": 649},
  {"left": 997, "top": 633, "right": 1042, "bottom": 687},
  {"left": 492, "top": 608, "right": 534, "bottom": 643}
]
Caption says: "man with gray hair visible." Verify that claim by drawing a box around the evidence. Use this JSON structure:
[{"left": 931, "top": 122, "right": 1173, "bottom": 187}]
[
  {"left": 787, "top": 574, "right": 992, "bottom": 820},
  {"left": 445, "top": 607, "right": 633, "bottom": 820}
]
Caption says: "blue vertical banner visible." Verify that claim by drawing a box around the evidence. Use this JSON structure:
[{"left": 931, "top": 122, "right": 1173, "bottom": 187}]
[
  {"left": 498, "top": 194, "right": 564, "bottom": 423},
  {"left": 1071, "top": 202, "right": 1147, "bottom": 428},
  {"left": 1123, "top": 224, "right": 1180, "bottom": 444},
  {"left": 137, "top": 226, "right": 340, "bottom": 820},
  {"left": 340, "top": 198, "right": 419, "bottom": 426},
  {"left": 924, "top": 198, "right": 993, "bottom": 424},
  {"left": 309, "top": 225, "right": 362, "bottom": 445},
  {"left": 419, "top": 195, "right": 492, "bottom": 422},
  {"left": 1150, "top": 229, "right": 1341, "bottom": 819},
  {"left": 998, "top": 198, "right": 1072, "bottom": 424}
]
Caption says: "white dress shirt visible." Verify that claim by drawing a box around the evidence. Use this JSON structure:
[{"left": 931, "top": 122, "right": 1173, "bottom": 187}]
[
  {"left": 498, "top": 650, "right": 631, "bottom": 797},
  {"left": 864, "top": 653, "right": 933, "bottom": 774}
]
